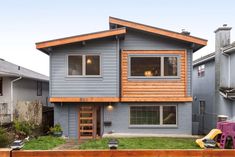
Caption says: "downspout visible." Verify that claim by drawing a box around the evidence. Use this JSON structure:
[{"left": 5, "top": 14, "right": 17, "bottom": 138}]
[
  {"left": 222, "top": 48, "right": 231, "bottom": 88},
  {"left": 10, "top": 76, "right": 22, "bottom": 121}
]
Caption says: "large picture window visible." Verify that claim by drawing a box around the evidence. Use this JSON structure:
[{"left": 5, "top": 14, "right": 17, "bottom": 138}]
[
  {"left": 68, "top": 55, "right": 100, "bottom": 76},
  {"left": 130, "top": 56, "right": 178, "bottom": 78},
  {"left": 130, "top": 105, "right": 177, "bottom": 126}
]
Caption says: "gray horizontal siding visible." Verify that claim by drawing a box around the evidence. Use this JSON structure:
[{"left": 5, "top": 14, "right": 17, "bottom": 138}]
[
  {"left": 50, "top": 38, "right": 118, "bottom": 97},
  {"left": 104, "top": 102, "right": 192, "bottom": 135}
]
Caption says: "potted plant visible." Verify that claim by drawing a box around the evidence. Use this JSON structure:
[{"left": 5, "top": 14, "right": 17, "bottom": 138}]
[{"left": 50, "top": 123, "right": 63, "bottom": 137}]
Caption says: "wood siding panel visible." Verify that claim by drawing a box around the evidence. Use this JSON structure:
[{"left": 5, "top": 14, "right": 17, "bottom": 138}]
[{"left": 121, "top": 50, "right": 188, "bottom": 100}]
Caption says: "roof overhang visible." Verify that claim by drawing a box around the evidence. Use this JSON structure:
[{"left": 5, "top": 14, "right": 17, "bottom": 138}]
[
  {"left": 109, "top": 17, "right": 207, "bottom": 52},
  {"left": 36, "top": 28, "right": 126, "bottom": 54}
]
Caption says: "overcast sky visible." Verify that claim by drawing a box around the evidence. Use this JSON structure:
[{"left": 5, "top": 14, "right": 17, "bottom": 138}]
[{"left": 0, "top": 0, "right": 234, "bottom": 76}]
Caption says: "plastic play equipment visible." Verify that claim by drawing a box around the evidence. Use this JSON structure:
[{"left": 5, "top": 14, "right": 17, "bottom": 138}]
[
  {"left": 196, "top": 121, "right": 235, "bottom": 149},
  {"left": 196, "top": 129, "right": 222, "bottom": 148},
  {"left": 217, "top": 121, "right": 235, "bottom": 149}
]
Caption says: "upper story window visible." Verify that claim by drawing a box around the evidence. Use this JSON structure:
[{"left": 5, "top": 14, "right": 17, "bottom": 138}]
[
  {"left": 198, "top": 64, "right": 205, "bottom": 77},
  {"left": 68, "top": 55, "right": 100, "bottom": 76},
  {"left": 37, "top": 81, "right": 42, "bottom": 96},
  {"left": 0, "top": 77, "right": 2, "bottom": 96},
  {"left": 130, "top": 56, "right": 178, "bottom": 78}
]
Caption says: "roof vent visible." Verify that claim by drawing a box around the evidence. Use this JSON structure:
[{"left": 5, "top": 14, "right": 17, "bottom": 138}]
[
  {"left": 223, "top": 24, "right": 228, "bottom": 27},
  {"left": 181, "top": 29, "right": 190, "bottom": 36},
  {"left": 18, "top": 66, "right": 21, "bottom": 70}
]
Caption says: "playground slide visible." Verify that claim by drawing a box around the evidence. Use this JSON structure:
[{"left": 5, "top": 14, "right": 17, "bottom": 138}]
[{"left": 196, "top": 129, "right": 222, "bottom": 148}]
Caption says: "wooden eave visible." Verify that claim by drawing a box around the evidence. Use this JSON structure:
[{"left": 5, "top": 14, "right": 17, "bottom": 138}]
[
  {"left": 36, "top": 27, "right": 126, "bottom": 52},
  {"left": 109, "top": 17, "right": 207, "bottom": 48}
]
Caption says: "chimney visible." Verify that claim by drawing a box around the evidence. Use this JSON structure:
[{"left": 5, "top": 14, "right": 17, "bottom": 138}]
[{"left": 214, "top": 24, "right": 232, "bottom": 51}]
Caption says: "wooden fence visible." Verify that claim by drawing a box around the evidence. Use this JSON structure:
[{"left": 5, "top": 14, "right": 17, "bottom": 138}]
[{"left": 1, "top": 149, "right": 235, "bottom": 157}]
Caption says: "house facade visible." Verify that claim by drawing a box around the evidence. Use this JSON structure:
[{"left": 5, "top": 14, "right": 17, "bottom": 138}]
[
  {"left": 36, "top": 17, "right": 207, "bottom": 139},
  {"left": 0, "top": 59, "right": 49, "bottom": 125},
  {"left": 193, "top": 25, "right": 235, "bottom": 134}
]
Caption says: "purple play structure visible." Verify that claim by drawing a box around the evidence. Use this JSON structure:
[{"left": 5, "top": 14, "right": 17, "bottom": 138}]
[{"left": 217, "top": 121, "right": 235, "bottom": 149}]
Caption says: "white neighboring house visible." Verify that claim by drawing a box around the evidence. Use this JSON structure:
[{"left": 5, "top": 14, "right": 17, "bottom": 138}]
[{"left": 0, "top": 58, "right": 49, "bottom": 125}]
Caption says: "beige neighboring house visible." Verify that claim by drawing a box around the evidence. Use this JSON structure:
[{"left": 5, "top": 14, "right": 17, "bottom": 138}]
[{"left": 0, "top": 58, "right": 49, "bottom": 125}]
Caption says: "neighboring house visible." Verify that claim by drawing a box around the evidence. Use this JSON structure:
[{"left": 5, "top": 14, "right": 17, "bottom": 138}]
[
  {"left": 36, "top": 17, "right": 207, "bottom": 139},
  {"left": 193, "top": 25, "right": 235, "bottom": 134},
  {"left": 0, "top": 59, "right": 49, "bottom": 125}
]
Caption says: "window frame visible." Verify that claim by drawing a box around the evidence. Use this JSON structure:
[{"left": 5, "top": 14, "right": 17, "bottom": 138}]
[
  {"left": 128, "top": 54, "right": 180, "bottom": 79},
  {"left": 197, "top": 64, "right": 205, "bottom": 78},
  {"left": 0, "top": 77, "right": 2, "bottom": 96},
  {"left": 37, "top": 81, "right": 42, "bottom": 96},
  {"left": 67, "top": 54, "right": 102, "bottom": 77},
  {"left": 129, "top": 105, "right": 178, "bottom": 128}
]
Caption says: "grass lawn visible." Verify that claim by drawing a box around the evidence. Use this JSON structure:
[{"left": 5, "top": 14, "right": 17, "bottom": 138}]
[
  {"left": 23, "top": 136, "right": 66, "bottom": 150},
  {"left": 79, "top": 137, "right": 200, "bottom": 149}
]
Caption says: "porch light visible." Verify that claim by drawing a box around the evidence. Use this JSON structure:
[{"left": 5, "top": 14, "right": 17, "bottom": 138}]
[
  {"left": 86, "top": 58, "right": 92, "bottom": 64},
  {"left": 107, "top": 103, "right": 113, "bottom": 110}
]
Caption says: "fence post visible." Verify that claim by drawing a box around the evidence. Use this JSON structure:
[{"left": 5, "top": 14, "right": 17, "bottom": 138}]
[{"left": 0, "top": 148, "right": 11, "bottom": 157}]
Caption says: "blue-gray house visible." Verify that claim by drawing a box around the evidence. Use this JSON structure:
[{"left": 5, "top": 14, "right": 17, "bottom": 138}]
[
  {"left": 193, "top": 25, "right": 235, "bottom": 134},
  {"left": 36, "top": 17, "right": 207, "bottom": 139}
]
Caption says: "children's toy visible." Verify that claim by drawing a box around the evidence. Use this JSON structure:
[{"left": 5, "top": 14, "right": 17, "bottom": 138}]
[
  {"left": 196, "top": 129, "right": 222, "bottom": 148},
  {"left": 196, "top": 121, "right": 235, "bottom": 149}
]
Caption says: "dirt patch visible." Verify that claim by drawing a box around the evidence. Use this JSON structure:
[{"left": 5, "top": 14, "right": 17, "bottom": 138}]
[{"left": 53, "top": 139, "right": 83, "bottom": 150}]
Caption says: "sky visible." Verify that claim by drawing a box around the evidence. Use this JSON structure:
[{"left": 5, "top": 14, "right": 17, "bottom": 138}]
[{"left": 0, "top": 0, "right": 235, "bottom": 76}]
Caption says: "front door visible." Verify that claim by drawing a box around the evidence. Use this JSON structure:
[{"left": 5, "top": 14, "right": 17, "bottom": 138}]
[{"left": 78, "top": 106, "right": 97, "bottom": 139}]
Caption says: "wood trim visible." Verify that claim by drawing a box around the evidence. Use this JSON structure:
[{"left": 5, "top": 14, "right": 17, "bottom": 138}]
[
  {"left": 12, "top": 149, "right": 235, "bottom": 157},
  {"left": 109, "top": 17, "right": 207, "bottom": 46},
  {"left": 121, "top": 97, "right": 193, "bottom": 102},
  {"left": 49, "top": 97, "right": 120, "bottom": 102},
  {"left": 184, "top": 51, "right": 188, "bottom": 96},
  {"left": 36, "top": 28, "right": 126, "bottom": 49}
]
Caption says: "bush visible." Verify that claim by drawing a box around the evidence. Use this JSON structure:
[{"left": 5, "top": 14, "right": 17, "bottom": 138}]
[
  {"left": 0, "top": 127, "right": 9, "bottom": 147},
  {"left": 13, "top": 120, "right": 35, "bottom": 137},
  {"left": 49, "top": 123, "right": 62, "bottom": 133}
]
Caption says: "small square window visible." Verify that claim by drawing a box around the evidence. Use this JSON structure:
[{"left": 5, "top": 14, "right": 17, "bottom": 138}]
[
  {"left": 164, "top": 57, "right": 178, "bottom": 76},
  {"left": 163, "top": 106, "right": 176, "bottom": 125}
]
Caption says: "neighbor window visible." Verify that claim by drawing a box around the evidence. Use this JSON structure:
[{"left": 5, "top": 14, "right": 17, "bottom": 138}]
[
  {"left": 130, "top": 105, "right": 177, "bottom": 126},
  {"left": 68, "top": 55, "right": 100, "bottom": 76},
  {"left": 199, "top": 101, "right": 206, "bottom": 115},
  {"left": 37, "top": 81, "right": 42, "bottom": 96},
  {"left": 0, "top": 77, "right": 2, "bottom": 96},
  {"left": 130, "top": 56, "right": 178, "bottom": 77},
  {"left": 198, "top": 64, "right": 205, "bottom": 77}
]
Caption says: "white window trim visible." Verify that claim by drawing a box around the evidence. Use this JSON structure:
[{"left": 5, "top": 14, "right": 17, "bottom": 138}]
[
  {"left": 66, "top": 54, "right": 102, "bottom": 77},
  {"left": 128, "top": 54, "right": 181, "bottom": 79},
  {"left": 129, "top": 105, "right": 178, "bottom": 128}
]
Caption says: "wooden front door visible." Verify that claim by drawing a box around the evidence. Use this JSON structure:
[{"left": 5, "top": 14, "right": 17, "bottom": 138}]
[{"left": 78, "top": 106, "right": 97, "bottom": 139}]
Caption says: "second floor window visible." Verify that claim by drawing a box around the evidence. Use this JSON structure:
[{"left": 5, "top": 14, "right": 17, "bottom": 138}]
[
  {"left": 130, "top": 56, "right": 178, "bottom": 78},
  {"left": 198, "top": 64, "right": 205, "bottom": 77},
  {"left": 68, "top": 55, "right": 100, "bottom": 76}
]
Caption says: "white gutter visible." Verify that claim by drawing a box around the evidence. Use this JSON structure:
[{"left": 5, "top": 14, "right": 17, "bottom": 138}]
[
  {"left": 10, "top": 76, "right": 22, "bottom": 121},
  {"left": 222, "top": 48, "right": 231, "bottom": 88}
]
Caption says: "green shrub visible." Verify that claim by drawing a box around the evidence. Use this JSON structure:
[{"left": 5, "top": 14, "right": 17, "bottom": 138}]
[
  {"left": 0, "top": 127, "right": 9, "bottom": 147},
  {"left": 13, "top": 120, "right": 35, "bottom": 137},
  {"left": 49, "top": 123, "right": 62, "bottom": 133}
]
